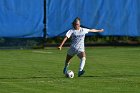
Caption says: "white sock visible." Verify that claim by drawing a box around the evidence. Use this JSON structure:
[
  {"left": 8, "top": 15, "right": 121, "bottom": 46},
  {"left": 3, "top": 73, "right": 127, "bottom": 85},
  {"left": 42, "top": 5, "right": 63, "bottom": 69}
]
[{"left": 79, "top": 57, "right": 86, "bottom": 71}]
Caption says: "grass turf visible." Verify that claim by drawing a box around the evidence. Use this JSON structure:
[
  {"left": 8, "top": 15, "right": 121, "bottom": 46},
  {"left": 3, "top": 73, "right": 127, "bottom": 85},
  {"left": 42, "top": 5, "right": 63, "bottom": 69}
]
[{"left": 0, "top": 47, "right": 140, "bottom": 93}]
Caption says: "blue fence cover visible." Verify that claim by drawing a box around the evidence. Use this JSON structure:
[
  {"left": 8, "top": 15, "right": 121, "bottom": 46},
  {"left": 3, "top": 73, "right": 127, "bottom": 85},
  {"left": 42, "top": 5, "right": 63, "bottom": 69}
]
[
  {"left": 47, "top": 0, "right": 140, "bottom": 37},
  {"left": 0, "top": 0, "right": 44, "bottom": 37},
  {"left": 0, "top": 0, "right": 140, "bottom": 37}
]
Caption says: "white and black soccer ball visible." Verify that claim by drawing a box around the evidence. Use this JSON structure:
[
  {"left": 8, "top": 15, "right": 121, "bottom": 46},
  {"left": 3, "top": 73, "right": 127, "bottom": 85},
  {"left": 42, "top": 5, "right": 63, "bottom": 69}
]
[{"left": 66, "top": 70, "right": 74, "bottom": 78}]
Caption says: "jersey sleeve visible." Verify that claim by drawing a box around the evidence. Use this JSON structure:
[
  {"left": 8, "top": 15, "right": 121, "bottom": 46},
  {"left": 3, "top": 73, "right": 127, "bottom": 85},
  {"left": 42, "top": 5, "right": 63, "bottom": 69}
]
[
  {"left": 66, "top": 30, "right": 73, "bottom": 38},
  {"left": 83, "top": 28, "right": 90, "bottom": 34}
]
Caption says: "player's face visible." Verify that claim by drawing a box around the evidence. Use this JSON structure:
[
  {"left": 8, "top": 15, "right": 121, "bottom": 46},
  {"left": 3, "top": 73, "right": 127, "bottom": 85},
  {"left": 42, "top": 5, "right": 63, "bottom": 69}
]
[{"left": 74, "top": 20, "right": 80, "bottom": 29}]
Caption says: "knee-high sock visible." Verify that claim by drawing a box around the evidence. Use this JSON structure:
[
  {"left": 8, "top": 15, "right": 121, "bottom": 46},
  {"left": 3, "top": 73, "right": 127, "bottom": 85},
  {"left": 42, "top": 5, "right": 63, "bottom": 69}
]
[
  {"left": 79, "top": 57, "right": 86, "bottom": 71},
  {"left": 64, "top": 61, "right": 69, "bottom": 68}
]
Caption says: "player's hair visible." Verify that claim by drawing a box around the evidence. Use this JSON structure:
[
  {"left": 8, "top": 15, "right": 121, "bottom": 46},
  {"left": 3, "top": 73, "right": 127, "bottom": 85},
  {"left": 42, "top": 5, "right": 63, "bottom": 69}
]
[{"left": 72, "top": 17, "right": 80, "bottom": 28}]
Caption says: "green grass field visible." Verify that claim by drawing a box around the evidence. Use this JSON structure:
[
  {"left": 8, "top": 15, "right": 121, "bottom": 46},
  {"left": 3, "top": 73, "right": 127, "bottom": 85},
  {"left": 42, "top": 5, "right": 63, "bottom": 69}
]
[{"left": 0, "top": 47, "right": 140, "bottom": 93}]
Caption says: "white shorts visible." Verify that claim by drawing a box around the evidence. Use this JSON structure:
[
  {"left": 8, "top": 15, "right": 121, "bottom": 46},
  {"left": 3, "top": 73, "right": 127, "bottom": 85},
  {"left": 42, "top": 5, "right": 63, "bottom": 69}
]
[{"left": 67, "top": 47, "right": 85, "bottom": 56}]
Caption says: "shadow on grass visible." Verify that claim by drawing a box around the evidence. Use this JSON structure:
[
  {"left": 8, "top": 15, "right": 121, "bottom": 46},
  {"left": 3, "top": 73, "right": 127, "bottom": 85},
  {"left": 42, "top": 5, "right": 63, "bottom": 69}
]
[
  {"left": 0, "top": 74, "right": 140, "bottom": 80},
  {"left": 80, "top": 74, "right": 140, "bottom": 78},
  {"left": 0, "top": 76, "right": 65, "bottom": 80}
]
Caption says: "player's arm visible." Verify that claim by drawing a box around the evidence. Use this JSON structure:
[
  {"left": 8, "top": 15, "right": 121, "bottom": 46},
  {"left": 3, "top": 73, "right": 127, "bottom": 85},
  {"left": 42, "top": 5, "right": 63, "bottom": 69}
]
[
  {"left": 58, "top": 36, "right": 68, "bottom": 50},
  {"left": 89, "top": 29, "right": 104, "bottom": 32}
]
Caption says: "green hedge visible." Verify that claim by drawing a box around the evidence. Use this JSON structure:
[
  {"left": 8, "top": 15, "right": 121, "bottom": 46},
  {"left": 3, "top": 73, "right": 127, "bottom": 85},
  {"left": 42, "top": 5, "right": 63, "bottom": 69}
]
[{"left": 0, "top": 36, "right": 140, "bottom": 49}]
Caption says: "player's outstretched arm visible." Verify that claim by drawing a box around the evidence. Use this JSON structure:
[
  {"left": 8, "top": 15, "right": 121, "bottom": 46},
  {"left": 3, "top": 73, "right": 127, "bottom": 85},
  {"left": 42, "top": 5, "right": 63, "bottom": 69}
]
[
  {"left": 58, "top": 36, "right": 68, "bottom": 50},
  {"left": 89, "top": 29, "right": 104, "bottom": 33}
]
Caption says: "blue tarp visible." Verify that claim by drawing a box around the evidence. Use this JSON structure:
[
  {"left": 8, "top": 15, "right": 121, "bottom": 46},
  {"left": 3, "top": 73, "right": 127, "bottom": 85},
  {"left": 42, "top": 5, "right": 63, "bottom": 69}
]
[
  {"left": 47, "top": 0, "right": 140, "bottom": 37},
  {"left": 0, "top": 0, "right": 44, "bottom": 37},
  {"left": 0, "top": 0, "right": 140, "bottom": 37}
]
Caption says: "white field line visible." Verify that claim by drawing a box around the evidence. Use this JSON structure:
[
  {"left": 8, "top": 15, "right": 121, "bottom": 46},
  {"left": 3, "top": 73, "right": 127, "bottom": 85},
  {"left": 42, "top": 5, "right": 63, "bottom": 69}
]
[{"left": 32, "top": 50, "right": 52, "bottom": 54}]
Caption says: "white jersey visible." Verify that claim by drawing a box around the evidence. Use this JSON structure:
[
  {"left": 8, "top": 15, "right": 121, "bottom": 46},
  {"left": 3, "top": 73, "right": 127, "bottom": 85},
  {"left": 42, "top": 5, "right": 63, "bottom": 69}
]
[{"left": 66, "top": 27, "right": 90, "bottom": 51}]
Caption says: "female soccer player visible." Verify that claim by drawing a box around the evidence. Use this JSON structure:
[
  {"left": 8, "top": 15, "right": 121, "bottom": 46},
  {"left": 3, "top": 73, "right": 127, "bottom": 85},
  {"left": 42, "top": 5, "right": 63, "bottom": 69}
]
[{"left": 58, "top": 17, "right": 104, "bottom": 77}]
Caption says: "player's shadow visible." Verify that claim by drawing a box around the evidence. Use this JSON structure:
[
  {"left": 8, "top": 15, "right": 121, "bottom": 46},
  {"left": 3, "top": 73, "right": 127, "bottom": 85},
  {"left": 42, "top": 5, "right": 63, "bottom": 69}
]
[
  {"left": 81, "top": 74, "right": 140, "bottom": 78},
  {"left": 0, "top": 76, "right": 66, "bottom": 80},
  {"left": 81, "top": 76, "right": 101, "bottom": 78},
  {"left": 0, "top": 74, "right": 140, "bottom": 80}
]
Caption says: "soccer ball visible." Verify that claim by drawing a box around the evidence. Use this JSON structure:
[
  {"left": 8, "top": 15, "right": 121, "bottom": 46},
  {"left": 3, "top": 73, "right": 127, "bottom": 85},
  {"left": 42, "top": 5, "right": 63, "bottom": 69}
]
[{"left": 66, "top": 70, "right": 74, "bottom": 78}]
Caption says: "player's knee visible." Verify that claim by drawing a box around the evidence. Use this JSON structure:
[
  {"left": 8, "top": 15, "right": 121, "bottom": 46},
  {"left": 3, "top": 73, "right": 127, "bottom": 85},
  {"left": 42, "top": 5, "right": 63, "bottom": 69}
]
[{"left": 81, "top": 57, "right": 86, "bottom": 61}]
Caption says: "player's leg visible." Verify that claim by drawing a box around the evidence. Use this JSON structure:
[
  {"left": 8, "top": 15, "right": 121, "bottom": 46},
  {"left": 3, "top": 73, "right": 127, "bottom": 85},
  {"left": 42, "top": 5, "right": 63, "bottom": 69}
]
[
  {"left": 63, "top": 54, "right": 73, "bottom": 74},
  {"left": 63, "top": 48, "right": 75, "bottom": 74},
  {"left": 77, "top": 52, "right": 86, "bottom": 77}
]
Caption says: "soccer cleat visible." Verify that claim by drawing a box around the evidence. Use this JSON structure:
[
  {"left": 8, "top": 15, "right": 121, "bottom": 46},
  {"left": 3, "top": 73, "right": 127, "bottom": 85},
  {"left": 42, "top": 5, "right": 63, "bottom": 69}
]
[
  {"left": 78, "top": 70, "right": 85, "bottom": 77},
  {"left": 63, "top": 67, "right": 67, "bottom": 74}
]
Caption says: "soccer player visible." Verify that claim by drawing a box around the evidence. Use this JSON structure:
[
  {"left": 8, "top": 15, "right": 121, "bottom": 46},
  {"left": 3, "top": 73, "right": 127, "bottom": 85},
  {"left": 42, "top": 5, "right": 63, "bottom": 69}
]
[{"left": 58, "top": 17, "right": 104, "bottom": 77}]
